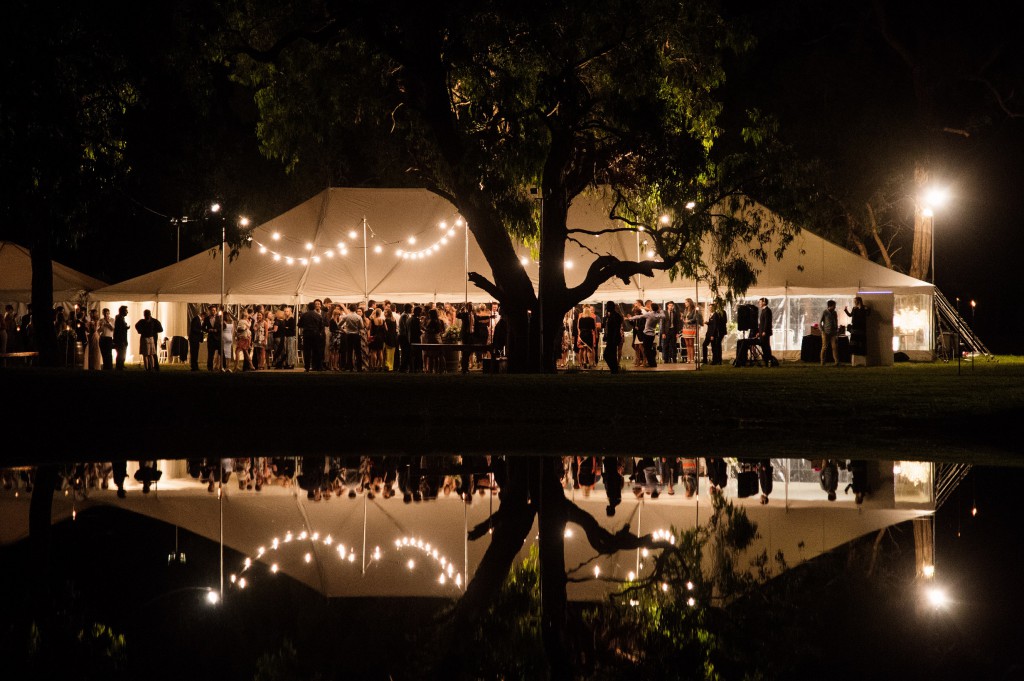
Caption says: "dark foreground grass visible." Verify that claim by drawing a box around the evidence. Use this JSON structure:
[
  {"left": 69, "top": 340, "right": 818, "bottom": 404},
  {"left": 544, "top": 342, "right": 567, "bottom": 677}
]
[{"left": 5, "top": 357, "right": 1024, "bottom": 465}]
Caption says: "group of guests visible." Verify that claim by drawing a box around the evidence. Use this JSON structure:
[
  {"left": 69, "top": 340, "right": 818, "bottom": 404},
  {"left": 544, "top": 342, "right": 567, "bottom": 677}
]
[
  {"left": 186, "top": 299, "right": 506, "bottom": 373},
  {"left": 817, "top": 297, "right": 870, "bottom": 366},
  {"left": 562, "top": 298, "right": 730, "bottom": 372},
  {"left": 188, "top": 303, "right": 297, "bottom": 372},
  {"left": 562, "top": 456, "right": 771, "bottom": 514}
]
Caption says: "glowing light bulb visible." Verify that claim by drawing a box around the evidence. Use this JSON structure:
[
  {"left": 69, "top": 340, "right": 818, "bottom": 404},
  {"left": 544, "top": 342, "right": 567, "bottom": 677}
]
[
  {"left": 349, "top": 230, "right": 358, "bottom": 239},
  {"left": 661, "top": 582, "right": 669, "bottom": 592},
  {"left": 270, "top": 563, "right": 279, "bottom": 573},
  {"left": 374, "top": 245, "right": 382, "bottom": 253},
  {"left": 564, "top": 260, "right": 574, "bottom": 269},
  {"left": 304, "top": 553, "right": 312, "bottom": 563},
  {"left": 285, "top": 257, "right": 294, "bottom": 265},
  {"left": 230, "top": 574, "right": 237, "bottom": 584},
  {"left": 440, "top": 237, "right": 448, "bottom": 245},
  {"left": 593, "top": 566, "right": 601, "bottom": 578},
  {"left": 272, "top": 232, "right": 280, "bottom": 240},
  {"left": 325, "top": 250, "right": 334, "bottom": 258},
  {"left": 627, "top": 571, "right": 636, "bottom": 581},
  {"left": 259, "top": 246, "right": 267, "bottom": 254},
  {"left": 273, "top": 254, "right": 281, "bottom": 262},
  {"left": 564, "top": 528, "right": 573, "bottom": 538},
  {"left": 685, "top": 201, "right": 696, "bottom": 210},
  {"left": 312, "top": 256, "right": 320, "bottom": 264},
  {"left": 407, "top": 559, "right": 415, "bottom": 570},
  {"left": 686, "top": 581, "right": 694, "bottom": 591},
  {"left": 687, "top": 597, "right": 696, "bottom": 607},
  {"left": 238, "top": 578, "right": 247, "bottom": 589},
  {"left": 447, "top": 229, "right": 455, "bottom": 238},
  {"left": 348, "top": 553, "right": 356, "bottom": 563},
  {"left": 922, "top": 564, "right": 936, "bottom": 579},
  {"left": 210, "top": 203, "right": 221, "bottom": 213},
  {"left": 432, "top": 244, "right": 440, "bottom": 251},
  {"left": 257, "top": 547, "right": 265, "bottom": 557},
  {"left": 455, "top": 218, "right": 464, "bottom": 227},
  {"left": 244, "top": 558, "right": 252, "bottom": 569},
  {"left": 239, "top": 217, "right": 250, "bottom": 227},
  {"left": 408, "top": 236, "right": 417, "bottom": 244},
  {"left": 285, "top": 532, "right": 293, "bottom": 543},
  {"left": 299, "top": 258, "right": 308, "bottom": 265},
  {"left": 439, "top": 221, "right": 447, "bottom": 229},
  {"left": 206, "top": 590, "right": 220, "bottom": 604},
  {"left": 455, "top": 573, "right": 462, "bottom": 587},
  {"left": 641, "top": 548, "right": 649, "bottom": 557},
  {"left": 520, "top": 256, "right": 529, "bottom": 266},
  {"left": 646, "top": 249, "right": 656, "bottom": 258},
  {"left": 660, "top": 214, "right": 670, "bottom": 224}
]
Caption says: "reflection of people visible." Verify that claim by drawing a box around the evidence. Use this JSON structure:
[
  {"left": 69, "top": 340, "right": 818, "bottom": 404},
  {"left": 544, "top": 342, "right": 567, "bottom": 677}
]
[
  {"left": 820, "top": 459, "right": 839, "bottom": 501},
  {"left": 820, "top": 300, "right": 840, "bottom": 366},
  {"left": 627, "top": 302, "right": 664, "bottom": 368},
  {"left": 844, "top": 297, "right": 870, "bottom": 356},
  {"left": 188, "top": 308, "right": 205, "bottom": 371}
]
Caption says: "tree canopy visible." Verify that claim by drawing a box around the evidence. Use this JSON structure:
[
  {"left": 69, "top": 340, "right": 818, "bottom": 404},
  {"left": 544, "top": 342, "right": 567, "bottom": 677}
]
[{"left": 225, "top": 0, "right": 806, "bottom": 370}]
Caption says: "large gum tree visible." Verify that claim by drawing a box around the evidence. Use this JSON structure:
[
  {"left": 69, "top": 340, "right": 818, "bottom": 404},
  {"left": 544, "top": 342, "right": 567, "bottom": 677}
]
[{"left": 225, "top": 0, "right": 802, "bottom": 373}]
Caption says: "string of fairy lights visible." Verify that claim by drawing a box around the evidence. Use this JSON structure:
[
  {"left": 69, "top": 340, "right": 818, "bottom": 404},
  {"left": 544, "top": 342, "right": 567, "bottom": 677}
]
[{"left": 251, "top": 217, "right": 469, "bottom": 266}]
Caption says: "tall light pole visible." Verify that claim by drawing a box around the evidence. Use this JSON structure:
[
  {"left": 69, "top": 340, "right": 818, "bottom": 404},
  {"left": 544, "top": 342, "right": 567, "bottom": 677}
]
[
  {"left": 212, "top": 203, "right": 224, "bottom": 315},
  {"left": 922, "top": 187, "right": 949, "bottom": 284}
]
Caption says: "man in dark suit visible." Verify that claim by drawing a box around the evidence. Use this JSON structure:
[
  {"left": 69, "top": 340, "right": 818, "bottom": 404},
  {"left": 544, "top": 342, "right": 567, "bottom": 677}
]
[
  {"left": 202, "top": 305, "right": 222, "bottom": 371},
  {"left": 756, "top": 297, "right": 777, "bottom": 366},
  {"left": 113, "top": 305, "right": 129, "bottom": 370},
  {"left": 188, "top": 307, "right": 206, "bottom": 371},
  {"left": 299, "top": 301, "right": 325, "bottom": 371}
]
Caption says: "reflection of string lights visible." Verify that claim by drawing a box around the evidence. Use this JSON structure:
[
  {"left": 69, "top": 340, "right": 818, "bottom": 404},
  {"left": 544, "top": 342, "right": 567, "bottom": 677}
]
[
  {"left": 395, "top": 536, "right": 463, "bottom": 589},
  {"left": 231, "top": 530, "right": 363, "bottom": 591}
]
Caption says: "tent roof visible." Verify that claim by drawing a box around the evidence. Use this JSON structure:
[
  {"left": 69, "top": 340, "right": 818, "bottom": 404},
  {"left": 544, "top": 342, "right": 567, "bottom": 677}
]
[
  {"left": 0, "top": 241, "right": 107, "bottom": 302},
  {"left": 91, "top": 188, "right": 932, "bottom": 305}
]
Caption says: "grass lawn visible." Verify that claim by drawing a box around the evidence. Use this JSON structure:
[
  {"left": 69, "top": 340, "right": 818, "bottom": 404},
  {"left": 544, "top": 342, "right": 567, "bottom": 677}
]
[{"left": 5, "top": 356, "right": 1023, "bottom": 465}]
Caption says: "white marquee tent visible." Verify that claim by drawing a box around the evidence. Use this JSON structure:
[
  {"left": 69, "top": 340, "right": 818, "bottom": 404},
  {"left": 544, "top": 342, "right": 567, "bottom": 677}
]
[
  {"left": 0, "top": 241, "right": 107, "bottom": 304},
  {"left": 91, "top": 188, "right": 936, "bottom": 360}
]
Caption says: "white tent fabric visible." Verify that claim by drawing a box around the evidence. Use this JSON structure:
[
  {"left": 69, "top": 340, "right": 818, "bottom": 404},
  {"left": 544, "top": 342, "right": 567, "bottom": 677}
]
[
  {"left": 0, "top": 241, "right": 107, "bottom": 302},
  {"left": 91, "top": 187, "right": 933, "bottom": 306}
]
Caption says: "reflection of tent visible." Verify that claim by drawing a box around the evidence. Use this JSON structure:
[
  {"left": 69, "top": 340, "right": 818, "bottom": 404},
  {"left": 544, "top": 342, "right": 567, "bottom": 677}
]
[
  {"left": 0, "top": 241, "right": 107, "bottom": 302},
  {"left": 92, "top": 188, "right": 936, "bottom": 358},
  {"left": 0, "top": 458, "right": 934, "bottom": 600}
]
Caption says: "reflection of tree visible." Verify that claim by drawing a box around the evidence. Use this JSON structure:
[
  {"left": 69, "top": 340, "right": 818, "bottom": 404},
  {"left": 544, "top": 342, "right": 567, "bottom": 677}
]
[
  {"left": 443, "top": 459, "right": 745, "bottom": 678},
  {"left": 445, "top": 470, "right": 779, "bottom": 679}
]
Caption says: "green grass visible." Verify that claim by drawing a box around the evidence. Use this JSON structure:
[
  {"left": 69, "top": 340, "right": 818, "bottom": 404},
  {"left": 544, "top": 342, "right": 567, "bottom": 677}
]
[{"left": 5, "top": 357, "right": 1023, "bottom": 466}]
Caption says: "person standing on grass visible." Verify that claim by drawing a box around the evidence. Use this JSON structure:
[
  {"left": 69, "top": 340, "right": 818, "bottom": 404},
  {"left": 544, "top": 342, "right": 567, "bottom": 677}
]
[
  {"left": 756, "top": 297, "right": 776, "bottom": 367},
  {"left": 820, "top": 300, "right": 840, "bottom": 366},
  {"left": 703, "top": 303, "right": 727, "bottom": 365},
  {"left": 844, "top": 296, "right": 870, "bottom": 357},
  {"left": 98, "top": 308, "right": 115, "bottom": 370},
  {"left": 602, "top": 301, "right": 623, "bottom": 374},
  {"left": 627, "top": 302, "right": 664, "bottom": 368},
  {"left": 203, "top": 305, "right": 221, "bottom": 371},
  {"left": 113, "top": 305, "right": 129, "bottom": 370},
  {"left": 134, "top": 309, "right": 162, "bottom": 371}
]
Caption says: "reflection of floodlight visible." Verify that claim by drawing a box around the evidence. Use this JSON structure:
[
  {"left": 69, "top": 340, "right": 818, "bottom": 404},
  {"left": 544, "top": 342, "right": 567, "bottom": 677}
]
[
  {"left": 926, "top": 586, "right": 948, "bottom": 608},
  {"left": 925, "top": 187, "right": 949, "bottom": 208},
  {"left": 206, "top": 590, "right": 220, "bottom": 605},
  {"left": 922, "top": 564, "right": 936, "bottom": 579}
]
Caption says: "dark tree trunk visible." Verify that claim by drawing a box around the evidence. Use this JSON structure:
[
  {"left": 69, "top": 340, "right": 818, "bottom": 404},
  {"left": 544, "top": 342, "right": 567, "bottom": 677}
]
[
  {"left": 537, "top": 457, "right": 571, "bottom": 680},
  {"left": 30, "top": 226, "right": 58, "bottom": 367},
  {"left": 29, "top": 465, "right": 58, "bottom": 632}
]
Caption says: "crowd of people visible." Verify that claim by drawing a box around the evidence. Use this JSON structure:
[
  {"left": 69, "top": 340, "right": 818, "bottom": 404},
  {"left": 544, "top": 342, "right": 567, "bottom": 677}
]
[
  {"left": 185, "top": 299, "right": 505, "bottom": 373},
  {"left": 560, "top": 298, "right": 731, "bottom": 372}
]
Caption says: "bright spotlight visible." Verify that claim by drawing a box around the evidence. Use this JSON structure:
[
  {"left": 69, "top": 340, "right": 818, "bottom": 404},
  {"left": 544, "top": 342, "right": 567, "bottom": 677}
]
[{"left": 926, "top": 586, "right": 948, "bottom": 609}]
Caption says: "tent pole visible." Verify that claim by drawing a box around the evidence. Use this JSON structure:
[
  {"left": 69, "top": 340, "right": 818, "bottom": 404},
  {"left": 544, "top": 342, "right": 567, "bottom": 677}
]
[
  {"left": 464, "top": 221, "right": 469, "bottom": 306},
  {"left": 220, "top": 222, "right": 226, "bottom": 319},
  {"left": 695, "top": 279, "right": 701, "bottom": 370},
  {"left": 361, "top": 491, "right": 367, "bottom": 576},
  {"left": 362, "top": 217, "right": 369, "bottom": 306}
]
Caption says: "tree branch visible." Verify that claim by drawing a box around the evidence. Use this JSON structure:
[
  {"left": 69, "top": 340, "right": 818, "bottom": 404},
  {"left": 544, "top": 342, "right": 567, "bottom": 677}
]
[{"left": 467, "top": 271, "right": 503, "bottom": 301}]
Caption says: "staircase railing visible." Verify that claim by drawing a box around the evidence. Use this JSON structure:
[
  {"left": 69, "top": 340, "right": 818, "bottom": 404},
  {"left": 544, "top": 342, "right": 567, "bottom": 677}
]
[{"left": 933, "top": 290, "right": 993, "bottom": 359}]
